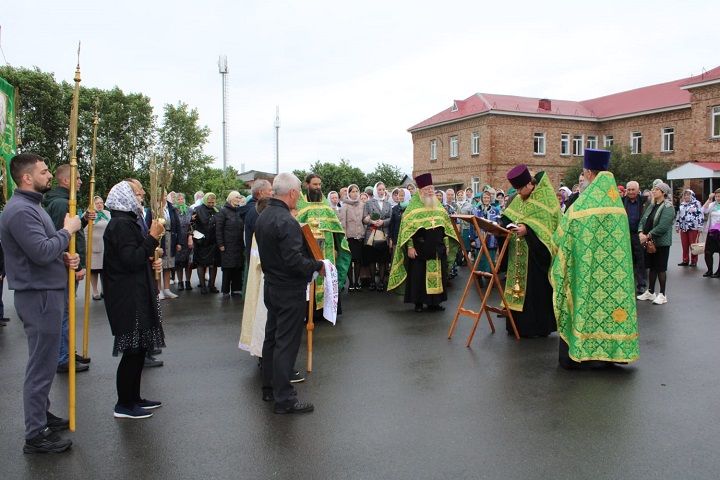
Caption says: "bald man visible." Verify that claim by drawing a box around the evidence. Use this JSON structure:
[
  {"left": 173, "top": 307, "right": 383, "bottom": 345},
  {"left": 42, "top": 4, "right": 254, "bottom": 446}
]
[{"left": 622, "top": 180, "right": 647, "bottom": 294}]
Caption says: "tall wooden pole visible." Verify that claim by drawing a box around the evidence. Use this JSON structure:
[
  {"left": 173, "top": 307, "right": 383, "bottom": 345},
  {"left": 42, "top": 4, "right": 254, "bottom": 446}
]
[
  {"left": 67, "top": 44, "right": 82, "bottom": 432},
  {"left": 81, "top": 102, "right": 98, "bottom": 358}
]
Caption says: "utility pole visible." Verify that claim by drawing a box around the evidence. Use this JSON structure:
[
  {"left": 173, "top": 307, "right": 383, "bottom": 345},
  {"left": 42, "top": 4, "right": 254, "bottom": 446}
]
[
  {"left": 274, "top": 106, "right": 280, "bottom": 173},
  {"left": 218, "top": 55, "right": 230, "bottom": 171}
]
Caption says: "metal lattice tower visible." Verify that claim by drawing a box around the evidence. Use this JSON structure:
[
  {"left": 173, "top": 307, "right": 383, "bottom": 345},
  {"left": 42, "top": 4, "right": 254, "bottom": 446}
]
[{"left": 218, "top": 55, "right": 230, "bottom": 171}]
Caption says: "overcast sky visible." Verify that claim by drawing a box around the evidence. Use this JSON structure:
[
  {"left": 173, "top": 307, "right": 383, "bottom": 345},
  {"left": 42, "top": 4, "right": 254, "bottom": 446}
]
[{"left": 2, "top": 0, "right": 717, "bottom": 175}]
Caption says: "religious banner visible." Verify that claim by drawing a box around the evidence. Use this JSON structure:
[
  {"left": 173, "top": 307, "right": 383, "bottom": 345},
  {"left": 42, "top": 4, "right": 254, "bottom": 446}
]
[{"left": 0, "top": 76, "right": 17, "bottom": 200}]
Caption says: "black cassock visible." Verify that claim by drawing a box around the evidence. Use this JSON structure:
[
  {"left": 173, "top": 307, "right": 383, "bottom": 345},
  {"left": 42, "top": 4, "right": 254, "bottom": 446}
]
[
  {"left": 404, "top": 227, "right": 448, "bottom": 306},
  {"left": 503, "top": 223, "right": 556, "bottom": 337}
]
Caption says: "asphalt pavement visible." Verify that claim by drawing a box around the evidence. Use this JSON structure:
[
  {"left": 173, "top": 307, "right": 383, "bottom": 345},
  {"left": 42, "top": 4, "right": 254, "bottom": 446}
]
[{"left": 1, "top": 239, "right": 719, "bottom": 480}]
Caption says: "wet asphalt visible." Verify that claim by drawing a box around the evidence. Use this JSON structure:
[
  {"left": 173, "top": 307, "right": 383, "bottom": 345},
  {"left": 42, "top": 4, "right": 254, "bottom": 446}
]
[{"left": 1, "top": 238, "right": 719, "bottom": 480}]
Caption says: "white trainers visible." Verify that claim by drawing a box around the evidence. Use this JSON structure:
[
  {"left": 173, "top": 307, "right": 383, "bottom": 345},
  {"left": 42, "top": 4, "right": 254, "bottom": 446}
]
[
  {"left": 158, "top": 290, "right": 165, "bottom": 300},
  {"left": 163, "top": 289, "right": 178, "bottom": 299},
  {"left": 636, "top": 290, "right": 656, "bottom": 301},
  {"left": 652, "top": 293, "right": 667, "bottom": 305}
]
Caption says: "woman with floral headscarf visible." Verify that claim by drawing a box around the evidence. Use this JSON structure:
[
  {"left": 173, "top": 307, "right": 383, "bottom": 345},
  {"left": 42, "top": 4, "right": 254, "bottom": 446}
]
[
  {"left": 103, "top": 180, "right": 165, "bottom": 419},
  {"left": 191, "top": 192, "right": 220, "bottom": 294},
  {"left": 675, "top": 188, "right": 703, "bottom": 267}
]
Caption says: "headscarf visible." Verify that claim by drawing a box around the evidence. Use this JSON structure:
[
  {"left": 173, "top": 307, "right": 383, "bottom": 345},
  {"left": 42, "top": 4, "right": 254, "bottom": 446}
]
[
  {"left": 327, "top": 191, "right": 339, "bottom": 207},
  {"left": 389, "top": 187, "right": 400, "bottom": 207},
  {"left": 435, "top": 189, "right": 447, "bottom": 205},
  {"left": 399, "top": 188, "right": 411, "bottom": 209},
  {"left": 106, "top": 181, "right": 142, "bottom": 218},
  {"left": 93, "top": 195, "right": 111, "bottom": 223},
  {"left": 681, "top": 188, "right": 696, "bottom": 204},
  {"left": 174, "top": 193, "right": 189, "bottom": 215},
  {"left": 373, "top": 182, "right": 387, "bottom": 201},
  {"left": 202, "top": 192, "right": 219, "bottom": 212},
  {"left": 559, "top": 186, "right": 572, "bottom": 199}
]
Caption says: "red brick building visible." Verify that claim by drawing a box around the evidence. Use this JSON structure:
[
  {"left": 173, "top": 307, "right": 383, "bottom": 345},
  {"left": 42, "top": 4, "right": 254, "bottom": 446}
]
[{"left": 409, "top": 66, "right": 720, "bottom": 192}]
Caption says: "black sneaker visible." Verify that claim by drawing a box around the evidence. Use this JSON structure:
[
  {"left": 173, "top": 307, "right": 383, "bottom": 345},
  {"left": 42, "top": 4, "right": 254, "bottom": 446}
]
[
  {"left": 149, "top": 348, "right": 162, "bottom": 356},
  {"left": 114, "top": 404, "right": 153, "bottom": 419},
  {"left": 57, "top": 361, "right": 89, "bottom": 373},
  {"left": 177, "top": 282, "right": 185, "bottom": 291},
  {"left": 262, "top": 389, "right": 274, "bottom": 402},
  {"left": 200, "top": 286, "right": 208, "bottom": 294},
  {"left": 136, "top": 399, "right": 162, "bottom": 410},
  {"left": 144, "top": 356, "right": 164, "bottom": 368},
  {"left": 290, "top": 370, "right": 305, "bottom": 383},
  {"left": 23, "top": 427, "right": 72, "bottom": 454},
  {"left": 75, "top": 353, "right": 91, "bottom": 364},
  {"left": 185, "top": 281, "right": 193, "bottom": 290},
  {"left": 274, "top": 400, "right": 314, "bottom": 414},
  {"left": 46, "top": 411, "right": 69, "bottom": 432}
]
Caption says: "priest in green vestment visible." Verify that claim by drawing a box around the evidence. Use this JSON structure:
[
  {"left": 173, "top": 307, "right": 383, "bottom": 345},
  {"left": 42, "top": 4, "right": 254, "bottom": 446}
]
[
  {"left": 500, "top": 165, "right": 561, "bottom": 337},
  {"left": 551, "top": 149, "right": 639, "bottom": 368},
  {"left": 388, "top": 173, "right": 459, "bottom": 312},
  {"left": 296, "top": 174, "right": 351, "bottom": 307}
]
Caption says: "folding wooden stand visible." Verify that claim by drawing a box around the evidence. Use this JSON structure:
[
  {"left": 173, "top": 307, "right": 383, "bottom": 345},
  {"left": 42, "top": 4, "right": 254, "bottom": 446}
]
[
  {"left": 447, "top": 216, "right": 520, "bottom": 346},
  {"left": 301, "top": 224, "right": 325, "bottom": 372}
]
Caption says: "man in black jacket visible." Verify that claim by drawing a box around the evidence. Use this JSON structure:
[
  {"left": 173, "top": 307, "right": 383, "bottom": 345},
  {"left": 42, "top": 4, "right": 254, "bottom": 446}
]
[{"left": 255, "top": 173, "right": 324, "bottom": 414}]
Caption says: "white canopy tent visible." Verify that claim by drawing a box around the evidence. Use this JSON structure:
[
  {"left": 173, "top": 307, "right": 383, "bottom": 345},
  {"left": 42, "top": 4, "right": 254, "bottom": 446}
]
[{"left": 666, "top": 162, "right": 720, "bottom": 199}]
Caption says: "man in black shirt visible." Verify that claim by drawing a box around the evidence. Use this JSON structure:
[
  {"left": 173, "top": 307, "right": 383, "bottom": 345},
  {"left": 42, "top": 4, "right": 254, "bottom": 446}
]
[
  {"left": 254, "top": 173, "right": 324, "bottom": 414},
  {"left": 622, "top": 180, "right": 647, "bottom": 295}
]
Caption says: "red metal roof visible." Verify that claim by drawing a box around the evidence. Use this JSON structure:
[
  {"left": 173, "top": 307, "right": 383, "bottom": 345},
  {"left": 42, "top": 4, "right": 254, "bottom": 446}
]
[
  {"left": 693, "top": 162, "right": 720, "bottom": 172},
  {"left": 409, "top": 65, "right": 720, "bottom": 131}
]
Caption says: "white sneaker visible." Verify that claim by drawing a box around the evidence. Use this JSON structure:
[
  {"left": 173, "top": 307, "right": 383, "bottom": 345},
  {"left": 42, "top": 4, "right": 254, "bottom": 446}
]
[
  {"left": 158, "top": 290, "right": 165, "bottom": 300},
  {"left": 163, "top": 289, "right": 178, "bottom": 299},
  {"left": 652, "top": 293, "right": 667, "bottom": 305},
  {"left": 636, "top": 290, "right": 656, "bottom": 301}
]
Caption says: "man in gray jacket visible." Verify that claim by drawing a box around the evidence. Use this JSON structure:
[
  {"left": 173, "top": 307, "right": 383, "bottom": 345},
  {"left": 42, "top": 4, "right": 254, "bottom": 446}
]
[{"left": 0, "top": 153, "right": 82, "bottom": 454}]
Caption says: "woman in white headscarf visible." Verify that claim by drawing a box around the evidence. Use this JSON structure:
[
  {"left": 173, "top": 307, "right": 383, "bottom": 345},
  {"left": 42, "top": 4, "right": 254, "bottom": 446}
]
[
  {"left": 362, "top": 181, "right": 392, "bottom": 291},
  {"left": 103, "top": 180, "right": 165, "bottom": 419}
]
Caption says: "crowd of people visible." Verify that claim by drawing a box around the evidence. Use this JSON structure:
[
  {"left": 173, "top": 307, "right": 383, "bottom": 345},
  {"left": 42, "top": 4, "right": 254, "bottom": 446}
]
[{"left": 2, "top": 148, "right": 719, "bottom": 453}]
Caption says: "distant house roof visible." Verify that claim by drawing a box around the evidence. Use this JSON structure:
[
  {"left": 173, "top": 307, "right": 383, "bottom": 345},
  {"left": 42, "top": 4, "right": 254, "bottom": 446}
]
[
  {"left": 667, "top": 162, "right": 720, "bottom": 181},
  {"left": 409, "top": 66, "right": 720, "bottom": 132},
  {"left": 237, "top": 170, "right": 276, "bottom": 182}
]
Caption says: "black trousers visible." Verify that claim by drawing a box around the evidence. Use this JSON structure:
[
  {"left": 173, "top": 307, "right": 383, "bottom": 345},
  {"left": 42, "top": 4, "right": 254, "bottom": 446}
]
[
  {"left": 261, "top": 285, "right": 306, "bottom": 406},
  {"left": 629, "top": 232, "right": 647, "bottom": 292},
  {"left": 221, "top": 267, "right": 243, "bottom": 294},
  {"left": 116, "top": 348, "right": 146, "bottom": 407}
]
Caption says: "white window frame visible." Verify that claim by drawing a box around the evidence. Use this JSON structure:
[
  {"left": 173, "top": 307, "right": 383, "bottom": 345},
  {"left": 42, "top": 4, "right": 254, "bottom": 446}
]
[
  {"left": 712, "top": 106, "right": 720, "bottom": 138},
  {"left": 533, "top": 132, "right": 546, "bottom": 155},
  {"left": 430, "top": 139, "right": 437, "bottom": 161},
  {"left": 572, "top": 135, "right": 584, "bottom": 156},
  {"left": 661, "top": 127, "right": 675, "bottom": 152},
  {"left": 603, "top": 135, "right": 614, "bottom": 148},
  {"left": 560, "top": 133, "right": 570, "bottom": 156},
  {"left": 449, "top": 135, "right": 459, "bottom": 158},
  {"left": 471, "top": 177, "right": 480, "bottom": 194},
  {"left": 631, "top": 132, "right": 642, "bottom": 154},
  {"left": 471, "top": 132, "right": 480, "bottom": 155},
  {"left": 586, "top": 135, "right": 598, "bottom": 150}
]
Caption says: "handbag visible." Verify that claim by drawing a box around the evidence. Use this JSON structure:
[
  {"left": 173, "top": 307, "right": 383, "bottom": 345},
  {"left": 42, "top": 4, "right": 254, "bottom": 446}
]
[
  {"left": 691, "top": 224, "right": 707, "bottom": 256},
  {"left": 645, "top": 238, "right": 657, "bottom": 254},
  {"left": 366, "top": 227, "right": 387, "bottom": 247}
]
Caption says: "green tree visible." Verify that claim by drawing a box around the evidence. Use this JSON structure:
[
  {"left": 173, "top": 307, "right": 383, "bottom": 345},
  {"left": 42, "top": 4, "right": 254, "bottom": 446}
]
[
  {"left": 294, "top": 159, "right": 367, "bottom": 194},
  {"left": 155, "top": 102, "right": 214, "bottom": 196},
  {"left": 189, "top": 166, "right": 246, "bottom": 201},
  {"left": 564, "top": 145, "right": 672, "bottom": 190},
  {"left": 366, "top": 162, "right": 406, "bottom": 188}
]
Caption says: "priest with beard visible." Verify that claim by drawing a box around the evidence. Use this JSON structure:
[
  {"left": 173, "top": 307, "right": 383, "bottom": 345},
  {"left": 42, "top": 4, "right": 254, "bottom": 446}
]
[
  {"left": 388, "top": 173, "right": 460, "bottom": 312},
  {"left": 500, "top": 165, "right": 561, "bottom": 338},
  {"left": 295, "top": 174, "right": 351, "bottom": 313}
]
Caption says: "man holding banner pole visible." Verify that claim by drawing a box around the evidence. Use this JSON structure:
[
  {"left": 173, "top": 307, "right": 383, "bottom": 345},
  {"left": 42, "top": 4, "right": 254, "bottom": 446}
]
[{"left": 0, "top": 153, "right": 82, "bottom": 453}]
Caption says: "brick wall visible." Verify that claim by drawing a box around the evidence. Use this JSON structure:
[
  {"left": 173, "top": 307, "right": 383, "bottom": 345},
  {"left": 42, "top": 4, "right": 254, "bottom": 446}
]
[{"left": 411, "top": 83, "right": 720, "bottom": 192}]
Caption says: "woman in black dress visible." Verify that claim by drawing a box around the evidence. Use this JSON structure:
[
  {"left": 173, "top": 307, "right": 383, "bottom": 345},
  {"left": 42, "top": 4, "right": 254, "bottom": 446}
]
[
  {"left": 191, "top": 192, "right": 220, "bottom": 294},
  {"left": 103, "top": 180, "right": 166, "bottom": 419}
]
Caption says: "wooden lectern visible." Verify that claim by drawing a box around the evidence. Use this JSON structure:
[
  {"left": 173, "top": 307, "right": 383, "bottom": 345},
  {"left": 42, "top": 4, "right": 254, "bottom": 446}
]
[
  {"left": 447, "top": 215, "right": 520, "bottom": 346},
  {"left": 301, "top": 224, "right": 324, "bottom": 372}
]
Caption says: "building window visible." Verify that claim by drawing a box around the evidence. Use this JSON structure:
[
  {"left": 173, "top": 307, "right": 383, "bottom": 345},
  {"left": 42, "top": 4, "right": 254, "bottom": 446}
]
[
  {"left": 712, "top": 106, "right": 720, "bottom": 138},
  {"left": 449, "top": 136, "right": 459, "bottom": 158},
  {"left": 471, "top": 132, "right": 480, "bottom": 155},
  {"left": 533, "top": 133, "right": 546, "bottom": 155},
  {"left": 631, "top": 132, "right": 642, "bottom": 154},
  {"left": 662, "top": 127, "right": 675, "bottom": 152},
  {"left": 430, "top": 139, "right": 437, "bottom": 161},
  {"left": 471, "top": 177, "right": 480, "bottom": 194},
  {"left": 572, "top": 135, "right": 584, "bottom": 156},
  {"left": 604, "top": 135, "right": 614, "bottom": 148},
  {"left": 560, "top": 134, "right": 570, "bottom": 156},
  {"left": 586, "top": 135, "right": 598, "bottom": 150}
]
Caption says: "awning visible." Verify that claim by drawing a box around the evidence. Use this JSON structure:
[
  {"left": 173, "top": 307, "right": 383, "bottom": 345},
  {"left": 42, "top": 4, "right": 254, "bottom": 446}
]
[{"left": 666, "top": 162, "right": 720, "bottom": 180}]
